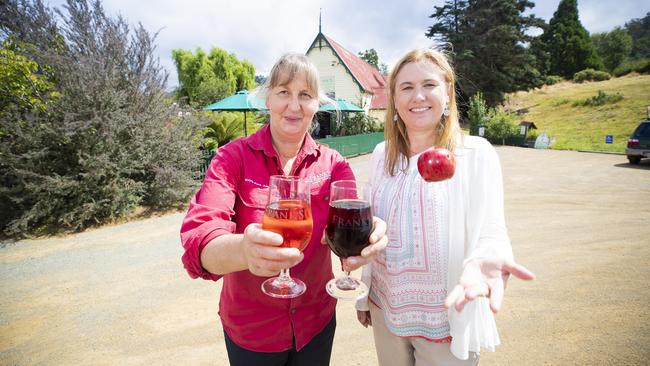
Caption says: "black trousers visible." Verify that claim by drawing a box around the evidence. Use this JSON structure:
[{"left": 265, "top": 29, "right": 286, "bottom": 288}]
[{"left": 224, "top": 315, "right": 336, "bottom": 366}]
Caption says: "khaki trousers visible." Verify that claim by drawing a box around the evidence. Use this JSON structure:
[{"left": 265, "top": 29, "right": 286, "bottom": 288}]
[{"left": 369, "top": 302, "right": 480, "bottom": 366}]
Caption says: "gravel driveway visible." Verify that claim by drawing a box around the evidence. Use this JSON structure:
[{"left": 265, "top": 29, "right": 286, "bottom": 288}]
[{"left": 1, "top": 146, "right": 649, "bottom": 365}]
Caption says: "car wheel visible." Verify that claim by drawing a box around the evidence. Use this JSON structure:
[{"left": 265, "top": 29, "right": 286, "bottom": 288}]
[{"left": 628, "top": 156, "right": 641, "bottom": 164}]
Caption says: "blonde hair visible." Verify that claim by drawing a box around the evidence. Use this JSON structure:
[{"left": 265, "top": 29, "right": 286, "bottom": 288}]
[
  {"left": 256, "top": 53, "right": 339, "bottom": 127},
  {"left": 384, "top": 48, "right": 460, "bottom": 176}
]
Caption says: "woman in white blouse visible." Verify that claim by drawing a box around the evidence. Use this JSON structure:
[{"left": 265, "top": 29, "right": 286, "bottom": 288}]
[{"left": 354, "top": 48, "right": 535, "bottom": 365}]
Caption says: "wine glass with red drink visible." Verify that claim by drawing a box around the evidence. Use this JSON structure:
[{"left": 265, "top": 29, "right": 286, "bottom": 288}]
[
  {"left": 261, "top": 175, "right": 313, "bottom": 298},
  {"left": 325, "top": 180, "right": 372, "bottom": 300}
]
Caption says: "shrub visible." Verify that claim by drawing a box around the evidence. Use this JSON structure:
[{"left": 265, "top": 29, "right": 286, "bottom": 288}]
[
  {"left": 467, "top": 92, "right": 490, "bottom": 136},
  {"left": 572, "top": 90, "right": 624, "bottom": 107},
  {"left": 336, "top": 112, "right": 381, "bottom": 136},
  {"left": 613, "top": 58, "right": 650, "bottom": 77},
  {"left": 199, "top": 111, "right": 264, "bottom": 151},
  {"left": 0, "top": 0, "right": 203, "bottom": 238},
  {"left": 573, "top": 68, "right": 611, "bottom": 83},
  {"left": 485, "top": 110, "right": 519, "bottom": 145},
  {"left": 545, "top": 75, "right": 564, "bottom": 85}
]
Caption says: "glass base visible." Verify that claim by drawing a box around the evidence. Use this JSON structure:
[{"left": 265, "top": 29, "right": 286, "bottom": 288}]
[
  {"left": 261, "top": 276, "right": 306, "bottom": 299},
  {"left": 326, "top": 276, "right": 368, "bottom": 300}
]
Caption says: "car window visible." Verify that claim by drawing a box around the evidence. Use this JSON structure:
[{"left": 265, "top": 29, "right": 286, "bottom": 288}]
[{"left": 634, "top": 122, "right": 650, "bottom": 137}]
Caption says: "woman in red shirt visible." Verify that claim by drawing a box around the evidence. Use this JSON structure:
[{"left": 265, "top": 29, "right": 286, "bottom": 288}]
[{"left": 180, "top": 53, "right": 387, "bottom": 366}]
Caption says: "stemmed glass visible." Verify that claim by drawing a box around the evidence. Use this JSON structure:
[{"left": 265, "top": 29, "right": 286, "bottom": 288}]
[
  {"left": 325, "top": 180, "right": 372, "bottom": 300},
  {"left": 261, "top": 175, "right": 313, "bottom": 298}
]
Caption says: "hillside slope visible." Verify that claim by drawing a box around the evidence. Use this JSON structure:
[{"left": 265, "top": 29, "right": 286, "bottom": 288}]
[{"left": 504, "top": 74, "right": 650, "bottom": 152}]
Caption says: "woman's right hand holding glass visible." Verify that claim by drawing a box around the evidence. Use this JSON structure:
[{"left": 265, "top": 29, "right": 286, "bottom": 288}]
[{"left": 242, "top": 223, "right": 304, "bottom": 277}]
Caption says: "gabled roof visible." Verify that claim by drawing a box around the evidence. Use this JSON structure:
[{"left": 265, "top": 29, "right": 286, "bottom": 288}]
[{"left": 307, "top": 33, "right": 387, "bottom": 109}]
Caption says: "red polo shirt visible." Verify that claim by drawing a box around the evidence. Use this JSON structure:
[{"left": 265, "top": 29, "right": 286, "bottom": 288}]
[{"left": 180, "top": 125, "right": 354, "bottom": 352}]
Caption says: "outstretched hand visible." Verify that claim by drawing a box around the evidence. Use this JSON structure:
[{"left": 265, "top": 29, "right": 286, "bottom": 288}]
[{"left": 444, "top": 258, "right": 535, "bottom": 314}]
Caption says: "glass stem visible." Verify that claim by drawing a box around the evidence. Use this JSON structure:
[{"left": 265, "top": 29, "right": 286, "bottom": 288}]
[
  {"left": 344, "top": 270, "right": 351, "bottom": 278},
  {"left": 278, "top": 268, "right": 291, "bottom": 281}
]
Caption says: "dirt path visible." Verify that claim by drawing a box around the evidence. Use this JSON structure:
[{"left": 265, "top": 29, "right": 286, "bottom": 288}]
[{"left": 1, "top": 147, "right": 649, "bottom": 365}]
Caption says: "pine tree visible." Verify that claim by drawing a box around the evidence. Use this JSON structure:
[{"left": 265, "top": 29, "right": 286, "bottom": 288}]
[
  {"left": 541, "top": 0, "right": 603, "bottom": 78},
  {"left": 427, "top": 0, "right": 545, "bottom": 106},
  {"left": 426, "top": 0, "right": 469, "bottom": 47}
]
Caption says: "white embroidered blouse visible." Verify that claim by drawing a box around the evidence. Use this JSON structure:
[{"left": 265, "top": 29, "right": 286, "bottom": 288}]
[
  {"left": 365, "top": 142, "right": 451, "bottom": 341},
  {"left": 357, "top": 136, "right": 515, "bottom": 360}
]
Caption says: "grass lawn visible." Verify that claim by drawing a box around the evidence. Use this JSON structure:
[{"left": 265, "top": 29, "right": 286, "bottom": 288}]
[{"left": 504, "top": 74, "right": 650, "bottom": 152}]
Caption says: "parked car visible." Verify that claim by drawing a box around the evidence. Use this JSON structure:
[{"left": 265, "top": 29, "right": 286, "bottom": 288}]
[{"left": 626, "top": 119, "right": 650, "bottom": 164}]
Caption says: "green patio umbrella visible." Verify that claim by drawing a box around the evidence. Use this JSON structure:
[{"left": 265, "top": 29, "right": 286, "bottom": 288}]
[
  {"left": 319, "top": 98, "right": 364, "bottom": 112},
  {"left": 204, "top": 90, "right": 267, "bottom": 136}
]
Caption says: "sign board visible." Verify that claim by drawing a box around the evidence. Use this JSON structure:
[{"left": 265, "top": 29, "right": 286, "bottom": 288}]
[
  {"left": 478, "top": 127, "right": 485, "bottom": 137},
  {"left": 520, "top": 126, "right": 527, "bottom": 135},
  {"left": 605, "top": 135, "right": 613, "bottom": 144}
]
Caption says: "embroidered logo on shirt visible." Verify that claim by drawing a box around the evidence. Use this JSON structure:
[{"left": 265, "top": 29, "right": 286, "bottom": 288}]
[
  {"left": 304, "top": 171, "right": 331, "bottom": 185},
  {"left": 244, "top": 178, "right": 268, "bottom": 188},
  {"left": 244, "top": 172, "right": 330, "bottom": 190}
]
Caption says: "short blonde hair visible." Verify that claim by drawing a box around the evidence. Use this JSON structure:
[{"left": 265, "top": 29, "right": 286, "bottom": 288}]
[
  {"left": 256, "top": 53, "right": 338, "bottom": 129},
  {"left": 384, "top": 48, "right": 460, "bottom": 176}
]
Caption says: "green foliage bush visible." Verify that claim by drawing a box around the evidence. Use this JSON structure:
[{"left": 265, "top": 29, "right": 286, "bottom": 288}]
[
  {"left": 0, "top": 39, "right": 58, "bottom": 113},
  {"left": 198, "top": 111, "right": 265, "bottom": 151},
  {"left": 485, "top": 110, "right": 520, "bottom": 145},
  {"left": 0, "top": 0, "right": 203, "bottom": 238},
  {"left": 526, "top": 128, "right": 539, "bottom": 140},
  {"left": 573, "top": 68, "right": 611, "bottom": 83},
  {"left": 336, "top": 112, "right": 381, "bottom": 136},
  {"left": 545, "top": 75, "right": 564, "bottom": 85},
  {"left": 572, "top": 90, "right": 624, "bottom": 107},
  {"left": 613, "top": 58, "right": 650, "bottom": 76},
  {"left": 467, "top": 92, "right": 490, "bottom": 136}
]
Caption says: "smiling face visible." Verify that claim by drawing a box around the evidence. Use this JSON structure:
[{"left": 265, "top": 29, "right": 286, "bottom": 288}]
[
  {"left": 266, "top": 70, "right": 319, "bottom": 144},
  {"left": 393, "top": 60, "right": 449, "bottom": 136}
]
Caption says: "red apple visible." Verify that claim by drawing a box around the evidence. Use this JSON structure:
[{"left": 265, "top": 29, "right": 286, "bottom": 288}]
[{"left": 417, "top": 148, "right": 456, "bottom": 182}]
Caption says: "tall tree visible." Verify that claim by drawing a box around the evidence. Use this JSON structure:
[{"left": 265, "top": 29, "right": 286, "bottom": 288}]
[
  {"left": 426, "top": 0, "right": 469, "bottom": 47},
  {"left": 358, "top": 48, "right": 388, "bottom": 74},
  {"left": 427, "top": 0, "right": 545, "bottom": 106},
  {"left": 529, "top": 34, "right": 551, "bottom": 79},
  {"left": 172, "top": 47, "right": 255, "bottom": 108},
  {"left": 592, "top": 28, "right": 633, "bottom": 72},
  {"left": 541, "top": 0, "right": 603, "bottom": 78},
  {"left": 625, "top": 12, "right": 650, "bottom": 59},
  {"left": 358, "top": 48, "right": 379, "bottom": 67}
]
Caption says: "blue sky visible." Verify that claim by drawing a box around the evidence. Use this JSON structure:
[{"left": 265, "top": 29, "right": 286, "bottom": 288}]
[{"left": 46, "top": 0, "right": 650, "bottom": 90}]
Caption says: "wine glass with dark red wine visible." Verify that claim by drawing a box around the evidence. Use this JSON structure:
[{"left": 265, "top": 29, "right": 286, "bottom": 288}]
[
  {"left": 325, "top": 180, "right": 372, "bottom": 300},
  {"left": 261, "top": 175, "right": 313, "bottom": 298}
]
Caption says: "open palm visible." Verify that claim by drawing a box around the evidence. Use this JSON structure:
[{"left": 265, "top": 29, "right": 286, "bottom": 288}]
[{"left": 445, "top": 258, "right": 535, "bottom": 313}]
